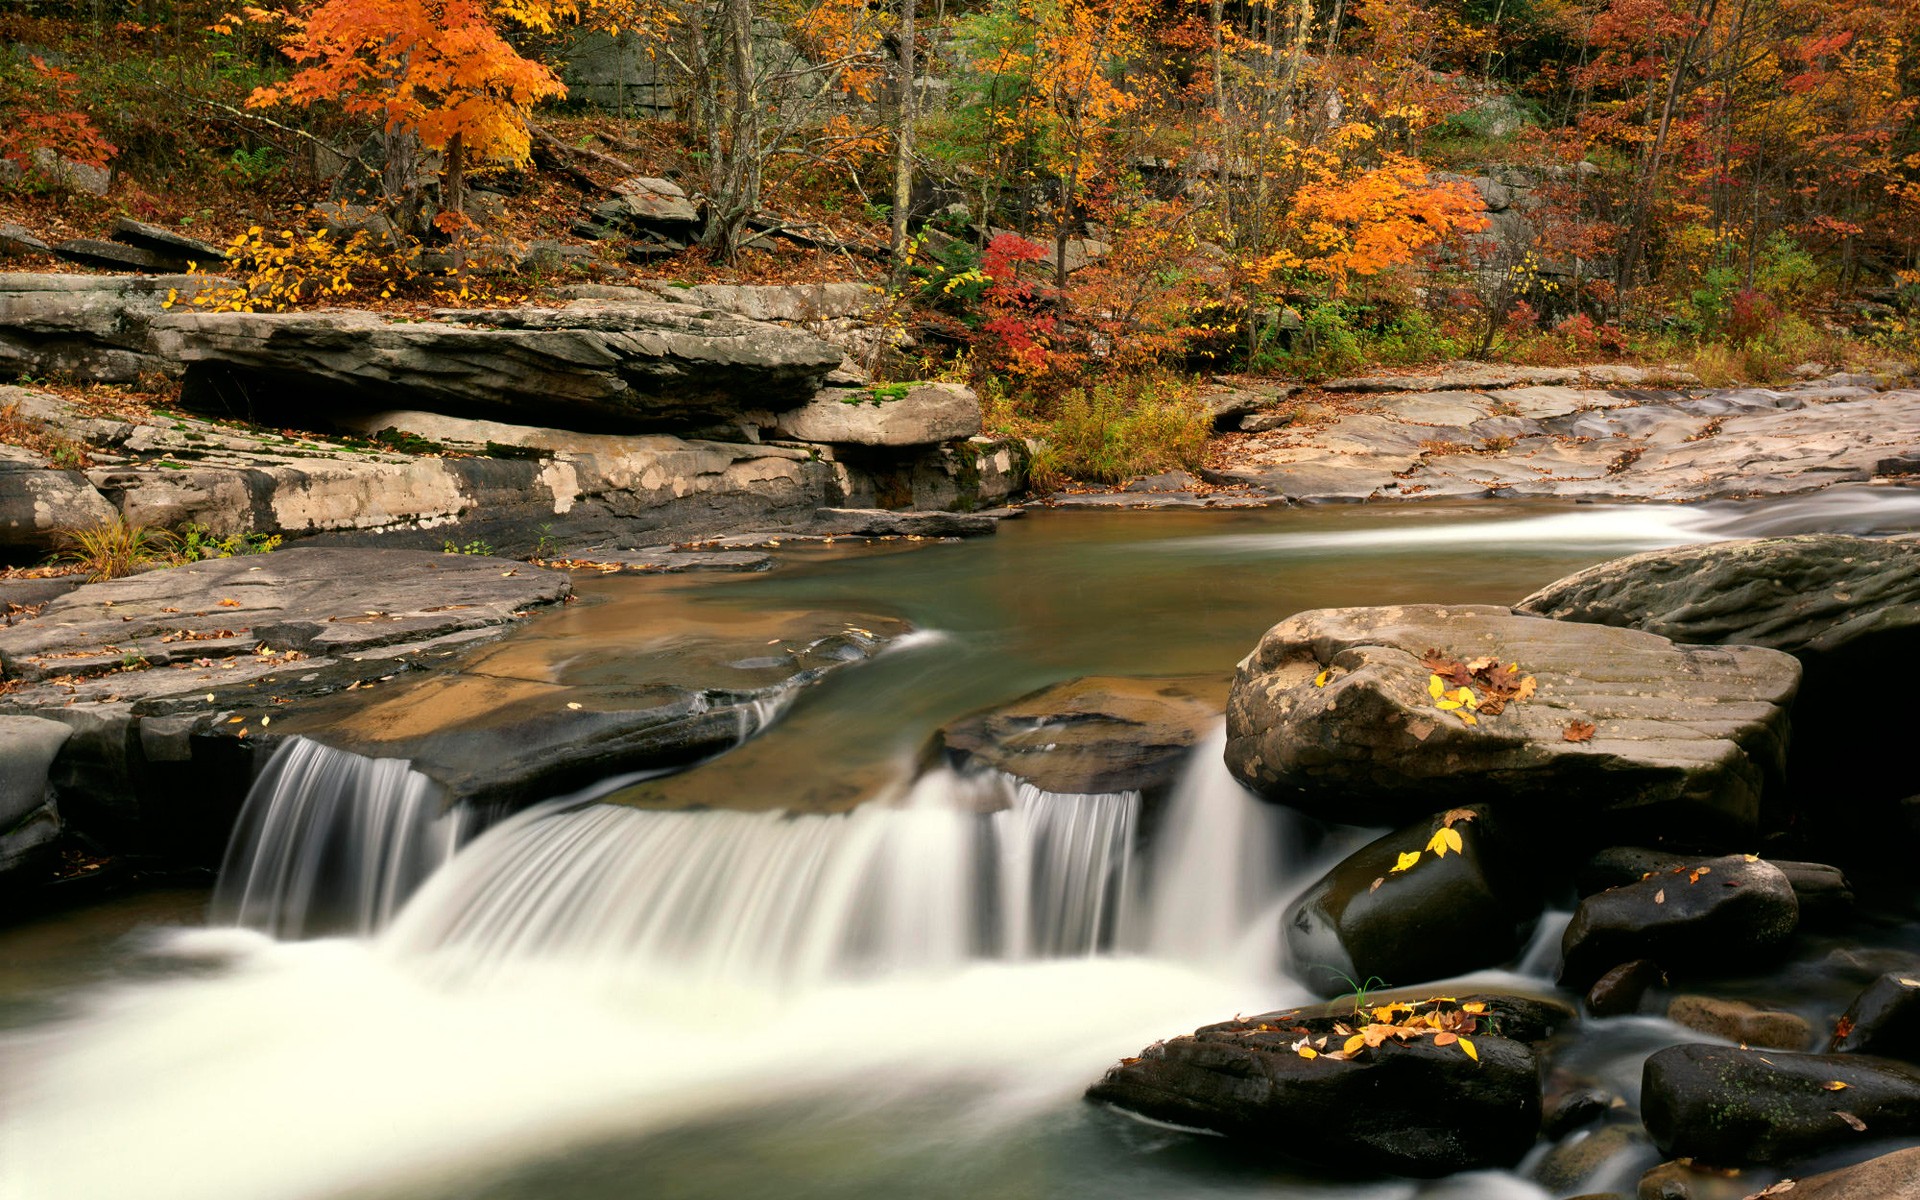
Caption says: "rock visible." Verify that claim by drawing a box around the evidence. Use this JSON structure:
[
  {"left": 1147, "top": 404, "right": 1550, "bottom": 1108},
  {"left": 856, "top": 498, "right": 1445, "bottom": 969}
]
[
  {"left": 1769, "top": 1146, "right": 1920, "bottom": 1199},
  {"left": 1580, "top": 847, "right": 1854, "bottom": 927},
  {"left": 52, "top": 238, "right": 176, "bottom": 273},
  {"left": 1532, "top": 1125, "right": 1654, "bottom": 1196},
  {"left": 1087, "top": 995, "right": 1547, "bottom": 1176},
  {"left": 150, "top": 300, "right": 844, "bottom": 432},
  {"left": 603, "top": 176, "right": 700, "bottom": 227},
  {"left": 1666, "top": 996, "right": 1812, "bottom": 1050},
  {"left": 1587, "top": 959, "right": 1667, "bottom": 1017},
  {"left": 0, "top": 460, "right": 117, "bottom": 552},
  {"left": 1239, "top": 412, "right": 1294, "bottom": 433},
  {"left": 1830, "top": 973, "right": 1920, "bottom": 1061},
  {"left": 1560, "top": 856, "right": 1798, "bottom": 990},
  {"left": 309, "top": 201, "right": 396, "bottom": 242},
  {"left": 807, "top": 508, "right": 1002, "bottom": 537},
  {"left": 0, "top": 149, "right": 110, "bottom": 195},
  {"left": 0, "top": 272, "right": 234, "bottom": 382},
  {"left": 1543, "top": 1084, "right": 1617, "bottom": 1139},
  {"left": 1517, "top": 535, "right": 1920, "bottom": 808},
  {"left": 1641, "top": 1043, "right": 1920, "bottom": 1165},
  {"left": 1636, "top": 1159, "right": 1760, "bottom": 1200},
  {"left": 1282, "top": 805, "right": 1542, "bottom": 996},
  {"left": 1224, "top": 605, "right": 1799, "bottom": 845},
  {"left": 1120, "top": 470, "right": 1202, "bottom": 493},
  {"left": 109, "top": 218, "right": 227, "bottom": 266},
  {"left": 0, "top": 715, "right": 73, "bottom": 877},
  {"left": 771, "top": 383, "right": 982, "bottom": 447},
  {"left": 937, "top": 675, "right": 1218, "bottom": 796},
  {"left": 0, "top": 224, "right": 52, "bottom": 259}
]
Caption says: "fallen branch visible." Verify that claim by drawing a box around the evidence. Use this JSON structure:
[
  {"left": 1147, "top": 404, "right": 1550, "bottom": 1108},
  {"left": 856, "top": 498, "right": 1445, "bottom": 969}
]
[
  {"left": 528, "top": 123, "right": 642, "bottom": 179},
  {"left": 175, "top": 93, "right": 351, "bottom": 161}
]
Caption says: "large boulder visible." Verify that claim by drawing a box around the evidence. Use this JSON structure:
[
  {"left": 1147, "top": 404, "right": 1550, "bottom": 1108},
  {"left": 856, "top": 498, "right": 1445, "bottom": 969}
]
[
  {"left": 1283, "top": 805, "right": 1543, "bottom": 995},
  {"left": 148, "top": 299, "right": 844, "bottom": 432},
  {"left": 0, "top": 459, "right": 116, "bottom": 552},
  {"left": 0, "top": 715, "right": 73, "bottom": 877},
  {"left": 1517, "top": 535, "right": 1920, "bottom": 807},
  {"left": 1579, "top": 845, "right": 1854, "bottom": 927},
  {"left": 1830, "top": 973, "right": 1920, "bottom": 1061},
  {"left": 771, "top": 383, "right": 983, "bottom": 447},
  {"left": 1642, "top": 1044, "right": 1920, "bottom": 1165},
  {"left": 1088, "top": 994, "right": 1555, "bottom": 1176},
  {"left": 1224, "top": 605, "right": 1800, "bottom": 846},
  {"left": 0, "top": 272, "right": 229, "bottom": 382},
  {"left": 1558, "top": 855, "right": 1798, "bottom": 990},
  {"left": 1771, "top": 1147, "right": 1920, "bottom": 1199},
  {"left": 936, "top": 675, "right": 1218, "bottom": 796}
]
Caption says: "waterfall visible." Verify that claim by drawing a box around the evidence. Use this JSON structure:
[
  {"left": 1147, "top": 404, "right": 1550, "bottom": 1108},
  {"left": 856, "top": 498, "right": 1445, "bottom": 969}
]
[
  {"left": 211, "top": 738, "right": 467, "bottom": 939},
  {"left": 382, "top": 769, "right": 1145, "bottom": 987}
]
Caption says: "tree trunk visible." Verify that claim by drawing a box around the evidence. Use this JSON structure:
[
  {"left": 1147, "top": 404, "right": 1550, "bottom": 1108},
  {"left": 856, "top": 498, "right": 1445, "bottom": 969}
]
[
  {"left": 891, "top": 0, "right": 918, "bottom": 274},
  {"left": 703, "top": 0, "right": 762, "bottom": 261},
  {"left": 1616, "top": 0, "right": 1719, "bottom": 299}
]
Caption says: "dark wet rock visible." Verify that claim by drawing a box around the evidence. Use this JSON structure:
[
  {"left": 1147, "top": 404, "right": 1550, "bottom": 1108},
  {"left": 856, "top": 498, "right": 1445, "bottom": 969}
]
[
  {"left": 1774, "top": 1146, "right": 1920, "bottom": 1199},
  {"left": 1531, "top": 1125, "right": 1655, "bottom": 1196},
  {"left": 1586, "top": 959, "right": 1667, "bottom": 1017},
  {"left": 1580, "top": 848, "right": 1853, "bottom": 927},
  {"left": 1283, "top": 805, "right": 1543, "bottom": 996},
  {"left": 1823, "top": 947, "right": 1920, "bottom": 989},
  {"left": 1636, "top": 1159, "right": 1761, "bottom": 1200},
  {"left": 109, "top": 217, "right": 227, "bottom": 267},
  {"left": 1224, "top": 605, "right": 1799, "bottom": 846},
  {"left": 1517, "top": 535, "right": 1920, "bottom": 808},
  {"left": 1666, "top": 995, "right": 1812, "bottom": 1050},
  {"left": 770, "top": 382, "right": 982, "bottom": 447},
  {"left": 1830, "top": 972, "right": 1920, "bottom": 1061},
  {"left": 1642, "top": 1043, "right": 1920, "bottom": 1165},
  {"left": 1559, "top": 856, "right": 1799, "bottom": 990},
  {"left": 938, "top": 675, "right": 1218, "bottom": 797},
  {"left": 153, "top": 300, "right": 844, "bottom": 433},
  {"left": 1543, "top": 1083, "right": 1618, "bottom": 1139},
  {"left": 1088, "top": 995, "right": 1546, "bottom": 1177},
  {"left": 0, "top": 715, "right": 73, "bottom": 877}
]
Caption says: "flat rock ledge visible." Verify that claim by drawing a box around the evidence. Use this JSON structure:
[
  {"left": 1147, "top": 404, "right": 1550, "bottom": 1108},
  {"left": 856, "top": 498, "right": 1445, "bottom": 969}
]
[{"left": 1224, "top": 604, "right": 1800, "bottom": 846}]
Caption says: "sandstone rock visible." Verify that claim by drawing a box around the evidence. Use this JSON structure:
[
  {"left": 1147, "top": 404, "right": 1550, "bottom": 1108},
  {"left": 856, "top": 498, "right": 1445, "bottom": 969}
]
[
  {"left": 606, "top": 175, "right": 699, "bottom": 226},
  {"left": 1087, "top": 995, "right": 1549, "bottom": 1176},
  {"left": 1587, "top": 959, "right": 1666, "bottom": 1017},
  {"left": 52, "top": 238, "right": 175, "bottom": 273},
  {"left": 151, "top": 300, "right": 843, "bottom": 432},
  {"left": 1642, "top": 1044, "right": 1920, "bottom": 1165},
  {"left": 1768, "top": 1146, "right": 1920, "bottom": 1199},
  {"left": 110, "top": 218, "right": 227, "bottom": 266},
  {"left": 1666, "top": 995, "right": 1812, "bottom": 1050},
  {"left": 1518, "top": 535, "right": 1920, "bottom": 806},
  {"left": 0, "top": 460, "right": 117, "bottom": 552},
  {"left": 0, "top": 224, "right": 51, "bottom": 259},
  {"left": 1830, "top": 973, "right": 1920, "bottom": 1061},
  {"left": 808, "top": 508, "right": 1003, "bottom": 537},
  {"left": 1283, "top": 805, "right": 1542, "bottom": 995},
  {"left": 1224, "top": 605, "right": 1799, "bottom": 845},
  {"left": 1559, "top": 856, "right": 1798, "bottom": 990},
  {"left": 0, "top": 715, "right": 73, "bottom": 877},
  {"left": 0, "top": 271, "right": 232, "bottom": 382},
  {"left": 771, "top": 383, "right": 982, "bottom": 447},
  {"left": 937, "top": 675, "right": 1218, "bottom": 796}
]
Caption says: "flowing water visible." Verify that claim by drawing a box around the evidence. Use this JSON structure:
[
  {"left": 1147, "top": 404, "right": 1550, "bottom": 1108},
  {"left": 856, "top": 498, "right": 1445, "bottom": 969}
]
[{"left": 4, "top": 488, "right": 1920, "bottom": 1200}]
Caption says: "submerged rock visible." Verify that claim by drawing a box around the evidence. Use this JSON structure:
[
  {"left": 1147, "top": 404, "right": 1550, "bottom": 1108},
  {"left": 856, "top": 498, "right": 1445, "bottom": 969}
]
[
  {"left": 1283, "top": 805, "right": 1542, "bottom": 996},
  {"left": 1088, "top": 994, "right": 1551, "bottom": 1177},
  {"left": 1641, "top": 1043, "right": 1920, "bottom": 1165},
  {"left": 1559, "top": 855, "right": 1798, "bottom": 990},
  {"left": 1517, "top": 535, "right": 1920, "bottom": 809},
  {"left": 1224, "top": 605, "right": 1799, "bottom": 846},
  {"left": 1830, "top": 973, "right": 1920, "bottom": 1062},
  {"left": 937, "top": 675, "right": 1219, "bottom": 796},
  {"left": 1586, "top": 959, "right": 1666, "bottom": 1017},
  {"left": 1665, "top": 995, "right": 1811, "bottom": 1050}
]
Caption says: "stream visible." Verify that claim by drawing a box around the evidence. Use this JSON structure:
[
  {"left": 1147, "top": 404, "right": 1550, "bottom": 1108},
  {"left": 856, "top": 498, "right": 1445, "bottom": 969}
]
[{"left": 4, "top": 488, "right": 1920, "bottom": 1200}]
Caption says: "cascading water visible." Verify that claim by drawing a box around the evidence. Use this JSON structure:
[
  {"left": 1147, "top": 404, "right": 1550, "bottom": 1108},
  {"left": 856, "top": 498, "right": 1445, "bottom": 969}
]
[{"left": 212, "top": 737, "right": 467, "bottom": 939}]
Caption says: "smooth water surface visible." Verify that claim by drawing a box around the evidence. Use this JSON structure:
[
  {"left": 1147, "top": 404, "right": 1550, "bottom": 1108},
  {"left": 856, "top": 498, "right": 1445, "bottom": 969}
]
[{"left": 4, "top": 488, "right": 1919, "bottom": 1200}]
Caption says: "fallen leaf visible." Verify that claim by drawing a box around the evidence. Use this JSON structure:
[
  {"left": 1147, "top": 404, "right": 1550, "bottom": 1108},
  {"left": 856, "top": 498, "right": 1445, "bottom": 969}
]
[
  {"left": 566, "top": 702, "right": 583, "bottom": 710},
  {"left": 1427, "top": 827, "right": 1465, "bottom": 858},
  {"left": 1824, "top": 1080, "right": 1849, "bottom": 1091},
  {"left": 1564, "top": 720, "right": 1596, "bottom": 742},
  {"left": 1834, "top": 1111, "right": 1867, "bottom": 1132},
  {"left": 1456, "top": 711, "right": 1478, "bottom": 726},
  {"left": 1514, "top": 676, "right": 1538, "bottom": 701},
  {"left": 218, "top": 598, "right": 240, "bottom": 608},
  {"left": 1343, "top": 1034, "right": 1366, "bottom": 1055},
  {"left": 1392, "top": 850, "right": 1422, "bottom": 873},
  {"left": 1295, "top": 1045, "right": 1318, "bottom": 1059},
  {"left": 1313, "top": 669, "right": 1332, "bottom": 687},
  {"left": 1440, "top": 808, "right": 1478, "bottom": 827},
  {"left": 1428, "top": 674, "right": 1446, "bottom": 699},
  {"left": 1434, "top": 1032, "right": 1458, "bottom": 1046},
  {"left": 1834, "top": 1016, "right": 1855, "bottom": 1039},
  {"left": 1369, "top": 876, "right": 1385, "bottom": 892},
  {"left": 1458, "top": 1037, "right": 1478, "bottom": 1062},
  {"left": 1655, "top": 889, "right": 1666, "bottom": 904}
]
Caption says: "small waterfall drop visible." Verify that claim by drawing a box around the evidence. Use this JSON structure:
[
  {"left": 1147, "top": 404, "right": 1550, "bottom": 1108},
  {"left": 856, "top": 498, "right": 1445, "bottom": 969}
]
[{"left": 212, "top": 737, "right": 467, "bottom": 938}]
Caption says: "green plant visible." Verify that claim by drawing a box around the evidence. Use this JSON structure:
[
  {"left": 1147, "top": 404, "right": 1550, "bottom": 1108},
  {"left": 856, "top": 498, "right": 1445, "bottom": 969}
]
[
  {"left": 1326, "top": 971, "right": 1392, "bottom": 1018},
  {"left": 531, "top": 524, "right": 559, "bottom": 557},
  {"left": 442, "top": 538, "right": 495, "bottom": 556},
  {"left": 177, "top": 524, "right": 282, "bottom": 561},
  {"left": 1014, "top": 374, "right": 1211, "bottom": 491},
  {"left": 56, "top": 519, "right": 178, "bottom": 582}
]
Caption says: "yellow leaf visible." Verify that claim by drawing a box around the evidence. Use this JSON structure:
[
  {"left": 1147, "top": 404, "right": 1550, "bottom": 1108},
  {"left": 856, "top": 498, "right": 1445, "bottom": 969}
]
[
  {"left": 1296, "top": 1046, "right": 1319, "bottom": 1059},
  {"left": 1461, "top": 1002, "right": 1488, "bottom": 1014},
  {"left": 1392, "top": 850, "right": 1422, "bottom": 873},
  {"left": 1457, "top": 711, "right": 1478, "bottom": 726},
  {"left": 1428, "top": 674, "right": 1445, "bottom": 699},
  {"left": 1427, "top": 827, "right": 1465, "bottom": 858},
  {"left": 1458, "top": 1037, "right": 1478, "bottom": 1062},
  {"left": 1825, "top": 1080, "right": 1849, "bottom": 1091},
  {"left": 1436, "top": 699, "right": 1463, "bottom": 710},
  {"left": 1313, "top": 669, "right": 1331, "bottom": 687},
  {"left": 1343, "top": 1034, "right": 1365, "bottom": 1055}
]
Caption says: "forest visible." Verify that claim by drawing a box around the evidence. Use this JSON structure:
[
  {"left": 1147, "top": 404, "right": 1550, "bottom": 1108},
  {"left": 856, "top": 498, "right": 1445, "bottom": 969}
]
[{"left": 5, "top": 0, "right": 1918, "bottom": 481}]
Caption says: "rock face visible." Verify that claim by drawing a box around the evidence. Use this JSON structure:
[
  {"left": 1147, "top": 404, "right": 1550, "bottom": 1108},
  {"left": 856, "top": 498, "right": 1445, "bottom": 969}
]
[
  {"left": 1830, "top": 973, "right": 1920, "bottom": 1061},
  {"left": 1558, "top": 855, "right": 1799, "bottom": 990},
  {"left": 0, "top": 458, "right": 116, "bottom": 552},
  {"left": 0, "top": 548, "right": 572, "bottom": 854},
  {"left": 0, "top": 272, "right": 229, "bottom": 383},
  {"left": 1642, "top": 1043, "right": 1920, "bottom": 1165},
  {"left": 937, "top": 676, "right": 1219, "bottom": 796},
  {"left": 0, "top": 715, "right": 73, "bottom": 877},
  {"left": 156, "top": 301, "right": 845, "bottom": 432},
  {"left": 1517, "top": 535, "right": 1920, "bottom": 806},
  {"left": 1224, "top": 605, "right": 1800, "bottom": 845},
  {"left": 1087, "top": 995, "right": 1553, "bottom": 1176},
  {"left": 1283, "top": 806, "right": 1543, "bottom": 995},
  {"left": 770, "top": 383, "right": 982, "bottom": 447}
]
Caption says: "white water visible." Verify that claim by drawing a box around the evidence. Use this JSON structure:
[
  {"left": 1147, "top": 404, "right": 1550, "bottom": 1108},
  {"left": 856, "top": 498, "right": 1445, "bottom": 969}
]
[
  {"left": 0, "top": 733, "right": 1309, "bottom": 1200},
  {"left": 211, "top": 739, "right": 467, "bottom": 938}
]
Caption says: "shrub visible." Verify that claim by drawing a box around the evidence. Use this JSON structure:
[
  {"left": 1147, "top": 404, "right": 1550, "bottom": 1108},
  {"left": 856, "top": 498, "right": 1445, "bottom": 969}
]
[
  {"left": 57, "top": 519, "right": 177, "bottom": 581},
  {"left": 1012, "top": 373, "right": 1212, "bottom": 491}
]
